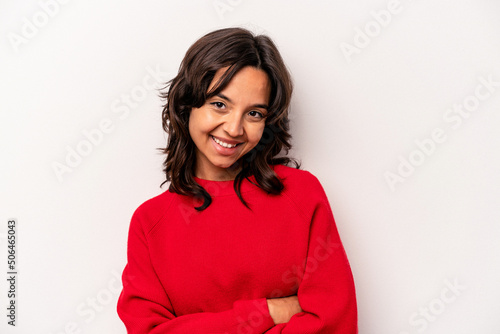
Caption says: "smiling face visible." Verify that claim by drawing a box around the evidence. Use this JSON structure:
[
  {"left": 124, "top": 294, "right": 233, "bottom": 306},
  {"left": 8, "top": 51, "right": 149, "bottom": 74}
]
[{"left": 188, "top": 66, "right": 271, "bottom": 181}]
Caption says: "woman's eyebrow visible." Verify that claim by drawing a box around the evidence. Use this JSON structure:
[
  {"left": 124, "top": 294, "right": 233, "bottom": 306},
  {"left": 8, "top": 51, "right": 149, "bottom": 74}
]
[
  {"left": 216, "top": 93, "right": 269, "bottom": 110},
  {"left": 215, "top": 93, "right": 232, "bottom": 103}
]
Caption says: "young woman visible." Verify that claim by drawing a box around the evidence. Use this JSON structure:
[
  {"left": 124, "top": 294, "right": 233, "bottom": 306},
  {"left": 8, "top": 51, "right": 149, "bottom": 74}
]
[{"left": 117, "top": 27, "right": 358, "bottom": 333}]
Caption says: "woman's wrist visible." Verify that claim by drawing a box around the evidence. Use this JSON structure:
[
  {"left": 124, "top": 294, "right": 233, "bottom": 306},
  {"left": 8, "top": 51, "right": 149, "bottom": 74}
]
[{"left": 266, "top": 295, "right": 302, "bottom": 325}]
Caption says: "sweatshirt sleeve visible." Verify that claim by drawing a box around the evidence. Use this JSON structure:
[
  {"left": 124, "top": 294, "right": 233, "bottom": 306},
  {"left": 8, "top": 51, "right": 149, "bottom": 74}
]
[
  {"left": 116, "top": 207, "right": 276, "bottom": 334},
  {"left": 267, "top": 174, "right": 358, "bottom": 334}
]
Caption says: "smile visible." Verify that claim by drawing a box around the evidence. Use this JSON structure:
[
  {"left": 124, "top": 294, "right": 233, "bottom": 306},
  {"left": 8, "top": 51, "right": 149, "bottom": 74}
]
[{"left": 211, "top": 136, "right": 241, "bottom": 148}]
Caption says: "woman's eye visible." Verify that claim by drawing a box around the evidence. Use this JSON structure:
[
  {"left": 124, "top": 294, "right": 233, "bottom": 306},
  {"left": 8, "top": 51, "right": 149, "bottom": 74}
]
[
  {"left": 248, "top": 110, "right": 264, "bottom": 119},
  {"left": 211, "top": 102, "right": 225, "bottom": 109}
]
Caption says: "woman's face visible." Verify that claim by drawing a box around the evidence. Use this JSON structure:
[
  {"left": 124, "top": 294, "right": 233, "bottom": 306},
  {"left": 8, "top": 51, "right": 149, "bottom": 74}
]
[{"left": 189, "top": 66, "right": 271, "bottom": 181}]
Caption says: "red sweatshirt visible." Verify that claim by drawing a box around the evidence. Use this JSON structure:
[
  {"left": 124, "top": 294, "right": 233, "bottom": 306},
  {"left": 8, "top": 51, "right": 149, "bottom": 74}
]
[{"left": 117, "top": 164, "right": 357, "bottom": 333}]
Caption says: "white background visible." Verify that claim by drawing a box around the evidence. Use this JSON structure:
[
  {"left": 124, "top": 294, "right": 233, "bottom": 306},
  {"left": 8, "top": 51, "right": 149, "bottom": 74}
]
[{"left": 1, "top": 0, "right": 499, "bottom": 333}]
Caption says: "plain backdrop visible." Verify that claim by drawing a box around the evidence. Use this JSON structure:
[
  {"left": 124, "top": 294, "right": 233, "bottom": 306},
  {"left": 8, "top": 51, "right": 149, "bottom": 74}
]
[{"left": 1, "top": 0, "right": 499, "bottom": 333}]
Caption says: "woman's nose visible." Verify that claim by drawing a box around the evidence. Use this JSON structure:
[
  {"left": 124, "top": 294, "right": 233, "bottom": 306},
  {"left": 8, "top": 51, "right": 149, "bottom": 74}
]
[{"left": 222, "top": 111, "right": 244, "bottom": 138}]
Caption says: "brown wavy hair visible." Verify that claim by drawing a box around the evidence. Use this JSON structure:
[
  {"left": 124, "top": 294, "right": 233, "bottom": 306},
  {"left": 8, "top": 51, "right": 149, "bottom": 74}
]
[{"left": 160, "top": 27, "right": 301, "bottom": 211}]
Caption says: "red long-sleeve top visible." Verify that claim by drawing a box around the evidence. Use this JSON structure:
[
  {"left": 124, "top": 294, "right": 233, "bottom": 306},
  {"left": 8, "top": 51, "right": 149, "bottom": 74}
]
[{"left": 117, "top": 164, "right": 358, "bottom": 333}]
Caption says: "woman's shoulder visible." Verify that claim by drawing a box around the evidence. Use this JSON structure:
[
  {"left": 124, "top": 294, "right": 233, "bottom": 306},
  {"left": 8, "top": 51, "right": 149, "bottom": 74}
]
[
  {"left": 271, "top": 164, "right": 331, "bottom": 217},
  {"left": 272, "top": 164, "right": 325, "bottom": 196},
  {"left": 130, "top": 190, "right": 177, "bottom": 232},
  {"left": 273, "top": 163, "right": 321, "bottom": 185}
]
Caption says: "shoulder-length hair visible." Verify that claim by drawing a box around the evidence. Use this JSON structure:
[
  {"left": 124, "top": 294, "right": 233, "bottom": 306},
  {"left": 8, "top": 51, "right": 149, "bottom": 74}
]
[{"left": 160, "top": 27, "right": 300, "bottom": 211}]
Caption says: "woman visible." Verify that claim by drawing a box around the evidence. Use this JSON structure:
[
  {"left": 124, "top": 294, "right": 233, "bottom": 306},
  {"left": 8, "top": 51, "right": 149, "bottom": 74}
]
[{"left": 117, "top": 27, "right": 358, "bottom": 333}]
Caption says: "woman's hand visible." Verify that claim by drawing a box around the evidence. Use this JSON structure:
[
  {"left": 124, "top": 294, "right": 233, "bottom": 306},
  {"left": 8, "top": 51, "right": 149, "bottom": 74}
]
[{"left": 266, "top": 295, "right": 303, "bottom": 325}]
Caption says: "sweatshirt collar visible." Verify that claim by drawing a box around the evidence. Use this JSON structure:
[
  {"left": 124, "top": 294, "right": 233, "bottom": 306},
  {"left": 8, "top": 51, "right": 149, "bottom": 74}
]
[{"left": 193, "top": 174, "right": 261, "bottom": 196}]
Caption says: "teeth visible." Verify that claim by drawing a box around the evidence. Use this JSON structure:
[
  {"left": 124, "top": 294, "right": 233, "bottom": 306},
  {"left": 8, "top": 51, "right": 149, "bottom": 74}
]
[{"left": 212, "top": 136, "right": 238, "bottom": 148}]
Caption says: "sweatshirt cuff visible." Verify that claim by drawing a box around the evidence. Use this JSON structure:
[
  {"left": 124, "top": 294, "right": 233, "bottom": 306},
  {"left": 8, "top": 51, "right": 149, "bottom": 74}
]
[{"left": 233, "top": 298, "right": 275, "bottom": 333}]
